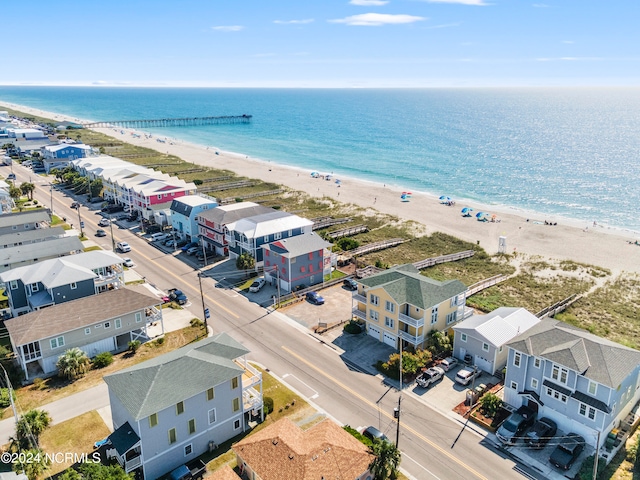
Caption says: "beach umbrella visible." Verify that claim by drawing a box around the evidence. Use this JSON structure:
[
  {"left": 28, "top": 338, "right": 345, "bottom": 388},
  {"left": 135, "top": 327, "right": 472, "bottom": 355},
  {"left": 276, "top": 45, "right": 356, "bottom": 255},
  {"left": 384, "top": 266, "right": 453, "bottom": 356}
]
[
  {"left": 439, "top": 195, "right": 447, "bottom": 200},
  {"left": 476, "top": 211, "right": 486, "bottom": 218},
  {"left": 461, "top": 207, "right": 473, "bottom": 214}
]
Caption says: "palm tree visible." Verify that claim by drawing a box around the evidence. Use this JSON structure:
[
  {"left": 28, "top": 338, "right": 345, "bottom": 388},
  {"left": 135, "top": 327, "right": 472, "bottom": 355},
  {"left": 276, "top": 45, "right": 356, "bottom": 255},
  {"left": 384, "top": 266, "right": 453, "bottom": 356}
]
[
  {"left": 56, "top": 347, "right": 90, "bottom": 381},
  {"left": 12, "top": 448, "right": 50, "bottom": 480},
  {"left": 13, "top": 409, "right": 52, "bottom": 449},
  {"left": 236, "top": 252, "right": 255, "bottom": 276},
  {"left": 20, "top": 182, "right": 35, "bottom": 201},
  {"left": 368, "top": 439, "right": 401, "bottom": 480}
]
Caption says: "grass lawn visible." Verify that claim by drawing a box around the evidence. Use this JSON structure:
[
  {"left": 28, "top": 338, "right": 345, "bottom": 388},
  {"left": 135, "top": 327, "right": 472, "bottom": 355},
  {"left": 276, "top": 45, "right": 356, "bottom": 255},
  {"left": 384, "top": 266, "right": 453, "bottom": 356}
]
[
  {"left": 2, "top": 325, "right": 205, "bottom": 419},
  {"left": 39, "top": 410, "right": 110, "bottom": 476}
]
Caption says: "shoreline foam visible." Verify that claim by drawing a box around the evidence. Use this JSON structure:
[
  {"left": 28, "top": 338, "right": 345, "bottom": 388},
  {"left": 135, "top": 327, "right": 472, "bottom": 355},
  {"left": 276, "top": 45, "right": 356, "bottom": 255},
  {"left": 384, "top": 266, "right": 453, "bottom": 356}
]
[{"left": 2, "top": 100, "right": 640, "bottom": 274}]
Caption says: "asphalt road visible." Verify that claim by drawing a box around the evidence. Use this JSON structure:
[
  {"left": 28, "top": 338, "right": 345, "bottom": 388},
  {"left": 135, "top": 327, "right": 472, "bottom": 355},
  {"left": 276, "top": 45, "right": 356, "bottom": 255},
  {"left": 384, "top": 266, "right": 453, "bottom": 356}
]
[{"left": 12, "top": 163, "right": 539, "bottom": 480}]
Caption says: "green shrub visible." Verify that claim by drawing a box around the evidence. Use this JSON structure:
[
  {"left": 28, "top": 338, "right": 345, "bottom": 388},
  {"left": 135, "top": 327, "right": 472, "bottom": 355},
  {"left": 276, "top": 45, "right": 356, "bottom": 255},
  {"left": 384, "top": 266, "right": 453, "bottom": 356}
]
[
  {"left": 576, "top": 455, "right": 606, "bottom": 480},
  {"left": 336, "top": 238, "right": 359, "bottom": 251},
  {"left": 93, "top": 352, "right": 113, "bottom": 369},
  {"left": 128, "top": 340, "right": 141, "bottom": 354},
  {"left": 343, "top": 321, "right": 363, "bottom": 334},
  {"left": 479, "top": 392, "right": 502, "bottom": 419},
  {"left": 0, "top": 387, "right": 15, "bottom": 408},
  {"left": 263, "top": 397, "right": 274, "bottom": 415},
  {"left": 155, "top": 337, "right": 165, "bottom": 345},
  {"left": 190, "top": 318, "right": 204, "bottom": 328},
  {"left": 193, "top": 179, "right": 203, "bottom": 186},
  {"left": 627, "top": 433, "right": 640, "bottom": 463}
]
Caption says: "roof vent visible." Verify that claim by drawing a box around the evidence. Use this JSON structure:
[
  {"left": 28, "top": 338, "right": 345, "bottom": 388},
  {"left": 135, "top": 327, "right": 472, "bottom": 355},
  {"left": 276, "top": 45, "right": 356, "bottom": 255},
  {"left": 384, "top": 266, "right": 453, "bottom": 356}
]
[
  {"left": 288, "top": 454, "right": 294, "bottom": 460},
  {"left": 272, "top": 439, "right": 278, "bottom": 446}
]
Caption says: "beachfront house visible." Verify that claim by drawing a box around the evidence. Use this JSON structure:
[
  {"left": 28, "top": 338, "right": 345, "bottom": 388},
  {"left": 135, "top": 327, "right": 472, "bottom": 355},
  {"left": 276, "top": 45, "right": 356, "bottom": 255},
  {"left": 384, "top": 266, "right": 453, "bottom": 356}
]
[
  {"left": 0, "top": 250, "right": 125, "bottom": 317},
  {"left": 197, "top": 202, "right": 273, "bottom": 257},
  {"left": 233, "top": 417, "right": 374, "bottom": 480},
  {"left": 41, "top": 143, "right": 95, "bottom": 173},
  {"left": 7, "top": 128, "right": 46, "bottom": 140},
  {"left": 225, "top": 211, "right": 313, "bottom": 265},
  {"left": 5, "top": 286, "right": 163, "bottom": 381},
  {"left": 262, "top": 232, "right": 334, "bottom": 293},
  {"left": 169, "top": 195, "right": 217, "bottom": 242},
  {"left": 103, "top": 333, "right": 263, "bottom": 480},
  {"left": 504, "top": 318, "right": 640, "bottom": 452},
  {"left": 0, "top": 184, "right": 14, "bottom": 215},
  {"left": 452, "top": 307, "right": 541, "bottom": 375},
  {"left": 352, "top": 264, "right": 467, "bottom": 350},
  {"left": 0, "top": 210, "right": 51, "bottom": 236},
  {"left": 0, "top": 235, "right": 84, "bottom": 273}
]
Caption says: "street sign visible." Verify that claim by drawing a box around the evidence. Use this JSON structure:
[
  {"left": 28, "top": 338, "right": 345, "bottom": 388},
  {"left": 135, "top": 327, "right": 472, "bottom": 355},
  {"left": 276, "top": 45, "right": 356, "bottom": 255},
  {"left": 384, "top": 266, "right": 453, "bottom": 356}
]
[
  {"left": 204, "top": 308, "right": 210, "bottom": 319},
  {"left": 80, "top": 221, "right": 85, "bottom": 228}
]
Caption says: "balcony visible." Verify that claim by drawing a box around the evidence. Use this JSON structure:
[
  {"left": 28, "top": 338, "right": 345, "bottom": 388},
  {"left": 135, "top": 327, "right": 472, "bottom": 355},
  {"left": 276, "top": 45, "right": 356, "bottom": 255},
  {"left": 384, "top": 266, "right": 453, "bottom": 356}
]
[
  {"left": 352, "top": 308, "right": 367, "bottom": 321},
  {"left": 243, "top": 388, "right": 263, "bottom": 413},
  {"left": 241, "top": 362, "right": 262, "bottom": 390},
  {"left": 398, "top": 312, "right": 424, "bottom": 328},
  {"left": 353, "top": 293, "right": 366, "bottom": 304},
  {"left": 399, "top": 330, "right": 424, "bottom": 345},
  {"left": 145, "top": 306, "right": 162, "bottom": 324},
  {"left": 124, "top": 455, "right": 142, "bottom": 472}
]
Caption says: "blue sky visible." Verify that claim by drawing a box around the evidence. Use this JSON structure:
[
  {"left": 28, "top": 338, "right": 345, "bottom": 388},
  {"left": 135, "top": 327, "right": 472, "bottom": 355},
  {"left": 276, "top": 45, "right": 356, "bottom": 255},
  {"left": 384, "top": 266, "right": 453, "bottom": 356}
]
[{"left": 4, "top": 0, "right": 639, "bottom": 87}]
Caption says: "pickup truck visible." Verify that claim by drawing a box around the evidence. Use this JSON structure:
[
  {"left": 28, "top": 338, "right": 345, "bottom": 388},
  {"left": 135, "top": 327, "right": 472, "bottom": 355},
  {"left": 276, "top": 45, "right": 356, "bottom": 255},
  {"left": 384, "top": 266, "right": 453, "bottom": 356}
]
[
  {"left": 168, "top": 459, "right": 206, "bottom": 480},
  {"left": 168, "top": 288, "right": 188, "bottom": 305}
]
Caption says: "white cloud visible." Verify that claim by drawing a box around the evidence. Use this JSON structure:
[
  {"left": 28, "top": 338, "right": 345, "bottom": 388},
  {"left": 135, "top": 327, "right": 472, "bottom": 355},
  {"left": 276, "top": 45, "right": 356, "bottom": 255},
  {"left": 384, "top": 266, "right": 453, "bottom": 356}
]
[
  {"left": 211, "top": 25, "right": 244, "bottom": 32},
  {"left": 426, "top": 22, "right": 461, "bottom": 29},
  {"left": 421, "top": 0, "right": 489, "bottom": 5},
  {"left": 329, "top": 13, "right": 425, "bottom": 26},
  {"left": 562, "top": 40, "right": 575, "bottom": 44},
  {"left": 273, "top": 19, "right": 315, "bottom": 24},
  {"left": 349, "top": 0, "right": 390, "bottom": 5}
]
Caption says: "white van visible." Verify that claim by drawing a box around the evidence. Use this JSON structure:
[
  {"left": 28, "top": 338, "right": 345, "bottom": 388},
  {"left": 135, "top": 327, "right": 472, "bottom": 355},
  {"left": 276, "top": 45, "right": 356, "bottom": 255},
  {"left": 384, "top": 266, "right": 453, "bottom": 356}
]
[{"left": 151, "top": 232, "right": 169, "bottom": 242}]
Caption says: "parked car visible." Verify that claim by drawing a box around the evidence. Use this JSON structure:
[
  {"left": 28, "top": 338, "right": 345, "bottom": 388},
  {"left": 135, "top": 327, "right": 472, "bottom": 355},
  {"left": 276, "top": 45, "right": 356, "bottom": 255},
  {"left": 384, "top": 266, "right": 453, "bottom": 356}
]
[
  {"left": 70, "top": 201, "right": 80, "bottom": 209},
  {"left": 195, "top": 251, "right": 206, "bottom": 261},
  {"left": 182, "top": 241, "right": 199, "bottom": 252},
  {"left": 122, "top": 258, "right": 134, "bottom": 268},
  {"left": 95, "top": 229, "right": 107, "bottom": 237},
  {"left": 525, "top": 417, "right": 557, "bottom": 449},
  {"left": 549, "top": 433, "right": 585, "bottom": 470},
  {"left": 306, "top": 291, "right": 325, "bottom": 305},
  {"left": 362, "top": 426, "right": 389, "bottom": 444},
  {"left": 7, "top": 173, "right": 16, "bottom": 181},
  {"left": 116, "top": 242, "right": 131, "bottom": 253},
  {"left": 168, "top": 288, "right": 188, "bottom": 305},
  {"left": 101, "top": 204, "right": 124, "bottom": 213},
  {"left": 496, "top": 406, "right": 537, "bottom": 445},
  {"left": 98, "top": 218, "right": 111, "bottom": 227},
  {"left": 440, "top": 357, "right": 459, "bottom": 372},
  {"left": 249, "top": 278, "right": 266, "bottom": 293},
  {"left": 416, "top": 366, "right": 445, "bottom": 388},
  {"left": 146, "top": 224, "right": 161, "bottom": 234},
  {"left": 343, "top": 278, "right": 358, "bottom": 290},
  {"left": 151, "top": 233, "right": 170, "bottom": 242},
  {"left": 186, "top": 246, "right": 200, "bottom": 256},
  {"left": 454, "top": 367, "right": 481, "bottom": 386}
]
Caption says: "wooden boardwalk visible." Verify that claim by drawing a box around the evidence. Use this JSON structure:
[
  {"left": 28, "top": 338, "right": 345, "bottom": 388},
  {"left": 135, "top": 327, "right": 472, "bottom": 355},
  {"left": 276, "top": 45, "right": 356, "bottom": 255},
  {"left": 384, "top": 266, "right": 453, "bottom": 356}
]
[
  {"left": 312, "top": 217, "right": 352, "bottom": 231},
  {"left": 327, "top": 225, "right": 368, "bottom": 239},
  {"left": 412, "top": 250, "right": 475, "bottom": 269},
  {"left": 466, "top": 274, "right": 508, "bottom": 296},
  {"left": 83, "top": 115, "right": 252, "bottom": 128}
]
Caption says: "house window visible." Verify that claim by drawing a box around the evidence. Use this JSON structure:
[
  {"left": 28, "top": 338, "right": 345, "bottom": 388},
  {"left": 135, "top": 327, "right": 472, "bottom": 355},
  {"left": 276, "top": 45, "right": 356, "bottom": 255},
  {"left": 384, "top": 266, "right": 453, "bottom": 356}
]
[
  {"left": 288, "top": 229, "right": 292, "bottom": 236},
  {"left": 104, "top": 322, "right": 111, "bottom": 329},
  {"left": 531, "top": 378, "right": 538, "bottom": 389},
  {"left": 450, "top": 296, "right": 458, "bottom": 307},
  {"left": 84, "top": 328, "right": 91, "bottom": 335},
  {"left": 300, "top": 266, "right": 306, "bottom": 273},
  {"left": 115, "top": 318, "right": 121, "bottom": 329},
  {"left": 157, "top": 195, "right": 162, "bottom": 200},
  {"left": 232, "top": 377, "right": 239, "bottom": 389},
  {"left": 149, "top": 413, "right": 158, "bottom": 427},
  {"left": 551, "top": 365, "right": 568, "bottom": 384},
  {"left": 534, "top": 358, "right": 541, "bottom": 368},
  {"left": 232, "top": 398, "right": 240, "bottom": 412},
  {"left": 431, "top": 306, "right": 438, "bottom": 324},
  {"left": 308, "top": 253, "right": 313, "bottom": 260},
  {"left": 274, "top": 232, "right": 282, "bottom": 240},
  {"left": 461, "top": 333, "right": 467, "bottom": 342},
  {"left": 70, "top": 282, "right": 77, "bottom": 290},
  {"left": 176, "top": 401, "right": 184, "bottom": 415},
  {"left": 482, "top": 343, "right": 490, "bottom": 352},
  {"left": 369, "top": 310, "right": 379, "bottom": 322},
  {"left": 385, "top": 301, "right": 395, "bottom": 313},
  {"left": 9, "top": 280, "right": 17, "bottom": 290},
  {"left": 135, "top": 312, "right": 142, "bottom": 323},
  {"left": 188, "top": 418, "right": 196, "bottom": 434},
  {"left": 208, "top": 408, "right": 216, "bottom": 425},
  {"left": 370, "top": 294, "right": 379, "bottom": 306},
  {"left": 263, "top": 236, "right": 269, "bottom": 243},
  {"left": 309, "top": 264, "right": 313, "bottom": 272},
  {"left": 579, "top": 403, "right": 596, "bottom": 420},
  {"left": 513, "top": 352, "right": 521, "bottom": 367},
  {"left": 446, "top": 312, "right": 457, "bottom": 324},
  {"left": 510, "top": 381, "right": 518, "bottom": 390},
  {"left": 588, "top": 381, "right": 597, "bottom": 396},
  {"left": 30, "top": 283, "right": 39, "bottom": 293},
  {"left": 207, "top": 388, "right": 215, "bottom": 401},
  {"left": 545, "top": 387, "right": 568, "bottom": 403},
  {"left": 234, "top": 419, "right": 241, "bottom": 430},
  {"left": 384, "top": 317, "right": 394, "bottom": 329},
  {"left": 184, "top": 444, "right": 192, "bottom": 456},
  {"left": 168, "top": 428, "right": 177, "bottom": 444},
  {"left": 50, "top": 336, "right": 64, "bottom": 349}
]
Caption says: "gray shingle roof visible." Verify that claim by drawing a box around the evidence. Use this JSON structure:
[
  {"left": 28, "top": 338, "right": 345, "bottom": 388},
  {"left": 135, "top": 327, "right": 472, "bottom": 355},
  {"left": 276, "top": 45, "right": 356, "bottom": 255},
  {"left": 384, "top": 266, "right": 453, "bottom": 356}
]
[
  {"left": 358, "top": 264, "right": 466, "bottom": 309},
  {"left": 5, "top": 286, "right": 161, "bottom": 346},
  {"left": 264, "top": 232, "right": 331, "bottom": 258},
  {"left": 104, "top": 333, "right": 249, "bottom": 421},
  {"left": 0, "top": 210, "right": 50, "bottom": 229},
  {"left": 108, "top": 422, "right": 140, "bottom": 455},
  {"left": 0, "top": 226, "right": 65, "bottom": 246},
  {"left": 508, "top": 318, "right": 640, "bottom": 388},
  {"left": 0, "top": 236, "right": 83, "bottom": 266},
  {"left": 198, "top": 202, "right": 271, "bottom": 226}
]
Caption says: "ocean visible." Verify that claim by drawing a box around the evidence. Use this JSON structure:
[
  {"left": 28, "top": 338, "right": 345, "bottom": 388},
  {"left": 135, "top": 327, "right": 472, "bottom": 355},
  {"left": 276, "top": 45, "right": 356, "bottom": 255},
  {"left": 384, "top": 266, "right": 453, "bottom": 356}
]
[{"left": 1, "top": 86, "right": 639, "bottom": 232}]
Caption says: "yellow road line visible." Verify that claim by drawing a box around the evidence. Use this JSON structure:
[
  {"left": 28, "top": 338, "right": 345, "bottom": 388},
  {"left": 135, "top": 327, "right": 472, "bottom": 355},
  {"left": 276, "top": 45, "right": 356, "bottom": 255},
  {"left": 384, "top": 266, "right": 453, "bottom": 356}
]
[{"left": 282, "top": 346, "right": 487, "bottom": 480}]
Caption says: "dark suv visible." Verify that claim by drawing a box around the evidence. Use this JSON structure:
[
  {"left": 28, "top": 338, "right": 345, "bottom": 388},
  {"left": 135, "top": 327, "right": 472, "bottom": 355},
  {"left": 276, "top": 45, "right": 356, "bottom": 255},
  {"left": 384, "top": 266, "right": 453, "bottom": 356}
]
[
  {"left": 525, "top": 417, "right": 557, "bottom": 449},
  {"left": 550, "top": 433, "right": 585, "bottom": 470},
  {"left": 496, "top": 406, "right": 536, "bottom": 445}
]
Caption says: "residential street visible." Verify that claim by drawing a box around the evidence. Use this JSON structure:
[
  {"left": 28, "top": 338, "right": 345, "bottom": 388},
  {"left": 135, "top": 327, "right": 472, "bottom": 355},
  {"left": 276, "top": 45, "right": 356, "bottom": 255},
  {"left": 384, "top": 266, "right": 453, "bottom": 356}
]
[{"left": 11, "top": 165, "right": 541, "bottom": 480}]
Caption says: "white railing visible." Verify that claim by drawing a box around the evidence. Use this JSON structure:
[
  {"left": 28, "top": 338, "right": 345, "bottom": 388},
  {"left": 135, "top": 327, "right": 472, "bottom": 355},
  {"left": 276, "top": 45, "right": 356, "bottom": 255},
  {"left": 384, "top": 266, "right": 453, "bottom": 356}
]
[
  {"left": 398, "top": 312, "right": 424, "bottom": 328},
  {"left": 124, "top": 455, "right": 142, "bottom": 471},
  {"left": 399, "top": 330, "right": 424, "bottom": 345},
  {"left": 352, "top": 309, "right": 367, "bottom": 321},
  {"left": 353, "top": 293, "right": 366, "bottom": 303}
]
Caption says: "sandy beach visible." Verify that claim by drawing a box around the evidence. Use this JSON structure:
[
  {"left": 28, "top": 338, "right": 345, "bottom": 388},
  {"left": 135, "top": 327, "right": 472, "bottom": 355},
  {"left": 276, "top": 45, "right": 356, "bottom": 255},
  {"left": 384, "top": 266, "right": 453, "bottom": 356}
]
[{"left": 4, "top": 101, "right": 640, "bottom": 274}]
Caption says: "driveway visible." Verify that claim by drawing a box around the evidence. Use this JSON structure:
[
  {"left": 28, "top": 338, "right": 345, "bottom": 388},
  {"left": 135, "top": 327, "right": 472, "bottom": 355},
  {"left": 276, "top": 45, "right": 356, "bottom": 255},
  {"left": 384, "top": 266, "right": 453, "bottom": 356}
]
[{"left": 280, "top": 284, "right": 354, "bottom": 330}]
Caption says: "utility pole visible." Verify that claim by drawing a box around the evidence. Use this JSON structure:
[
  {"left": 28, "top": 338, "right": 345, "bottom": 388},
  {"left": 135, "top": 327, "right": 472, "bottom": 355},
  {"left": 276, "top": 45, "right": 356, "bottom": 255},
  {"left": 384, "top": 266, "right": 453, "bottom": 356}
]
[
  {"left": 395, "top": 343, "right": 403, "bottom": 447},
  {"left": 109, "top": 215, "right": 115, "bottom": 252},
  {"left": 198, "top": 272, "right": 209, "bottom": 335},
  {"left": 49, "top": 183, "right": 53, "bottom": 214},
  {"left": 76, "top": 205, "right": 84, "bottom": 237},
  {"left": 1, "top": 364, "right": 18, "bottom": 426},
  {"left": 593, "top": 430, "right": 601, "bottom": 480}
]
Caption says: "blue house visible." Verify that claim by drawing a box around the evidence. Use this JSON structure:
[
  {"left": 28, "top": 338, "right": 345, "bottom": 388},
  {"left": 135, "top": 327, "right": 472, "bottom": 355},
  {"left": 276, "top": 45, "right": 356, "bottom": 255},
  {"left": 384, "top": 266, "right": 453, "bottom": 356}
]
[
  {"left": 504, "top": 318, "right": 640, "bottom": 451},
  {"left": 225, "top": 211, "right": 313, "bottom": 264},
  {"left": 169, "top": 195, "right": 217, "bottom": 242},
  {"left": 42, "top": 144, "right": 94, "bottom": 173}
]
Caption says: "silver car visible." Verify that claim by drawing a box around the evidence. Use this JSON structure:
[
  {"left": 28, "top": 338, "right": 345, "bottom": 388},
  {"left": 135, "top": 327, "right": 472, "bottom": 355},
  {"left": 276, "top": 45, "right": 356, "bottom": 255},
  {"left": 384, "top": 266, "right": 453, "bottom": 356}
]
[{"left": 455, "top": 367, "right": 480, "bottom": 386}]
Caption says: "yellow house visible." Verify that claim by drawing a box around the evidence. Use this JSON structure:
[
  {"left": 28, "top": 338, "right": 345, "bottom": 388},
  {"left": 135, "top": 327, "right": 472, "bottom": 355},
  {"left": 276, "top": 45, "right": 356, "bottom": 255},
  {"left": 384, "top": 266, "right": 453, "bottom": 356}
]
[{"left": 352, "top": 264, "right": 467, "bottom": 350}]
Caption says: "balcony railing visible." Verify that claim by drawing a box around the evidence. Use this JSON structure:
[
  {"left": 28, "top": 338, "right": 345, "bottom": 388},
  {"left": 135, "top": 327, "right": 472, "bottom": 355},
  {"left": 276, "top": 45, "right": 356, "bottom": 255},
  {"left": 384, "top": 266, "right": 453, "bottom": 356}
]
[
  {"left": 353, "top": 293, "right": 366, "bottom": 304},
  {"left": 243, "top": 388, "right": 263, "bottom": 413},
  {"left": 399, "top": 330, "right": 424, "bottom": 345},
  {"left": 145, "top": 306, "right": 162, "bottom": 323},
  {"left": 398, "top": 312, "right": 424, "bottom": 328},
  {"left": 352, "top": 308, "right": 367, "bottom": 321},
  {"left": 124, "top": 455, "right": 142, "bottom": 472}
]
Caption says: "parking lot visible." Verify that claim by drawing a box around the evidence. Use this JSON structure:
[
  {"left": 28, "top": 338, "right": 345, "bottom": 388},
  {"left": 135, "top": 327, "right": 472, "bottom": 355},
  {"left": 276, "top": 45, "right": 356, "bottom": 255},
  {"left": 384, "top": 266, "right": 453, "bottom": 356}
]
[{"left": 280, "top": 283, "right": 354, "bottom": 330}]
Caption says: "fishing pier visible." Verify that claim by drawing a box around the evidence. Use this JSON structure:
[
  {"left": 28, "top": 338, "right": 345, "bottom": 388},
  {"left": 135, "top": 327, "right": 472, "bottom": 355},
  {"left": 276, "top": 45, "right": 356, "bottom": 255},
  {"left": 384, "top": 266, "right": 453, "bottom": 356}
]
[{"left": 83, "top": 115, "right": 252, "bottom": 128}]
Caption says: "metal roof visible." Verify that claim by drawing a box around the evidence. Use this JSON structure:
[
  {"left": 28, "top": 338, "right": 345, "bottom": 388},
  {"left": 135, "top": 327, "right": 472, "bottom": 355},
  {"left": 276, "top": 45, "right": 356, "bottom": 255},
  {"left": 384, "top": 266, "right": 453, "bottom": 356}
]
[{"left": 453, "top": 307, "right": 541, "bottom": 347}]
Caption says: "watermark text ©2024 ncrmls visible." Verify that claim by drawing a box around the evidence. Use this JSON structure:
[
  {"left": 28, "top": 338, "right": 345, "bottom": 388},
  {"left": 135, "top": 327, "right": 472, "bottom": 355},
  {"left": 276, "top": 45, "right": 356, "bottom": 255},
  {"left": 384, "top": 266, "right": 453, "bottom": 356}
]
[{"left": 1, "top": 451, "right": 101, "bottom": 465}]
